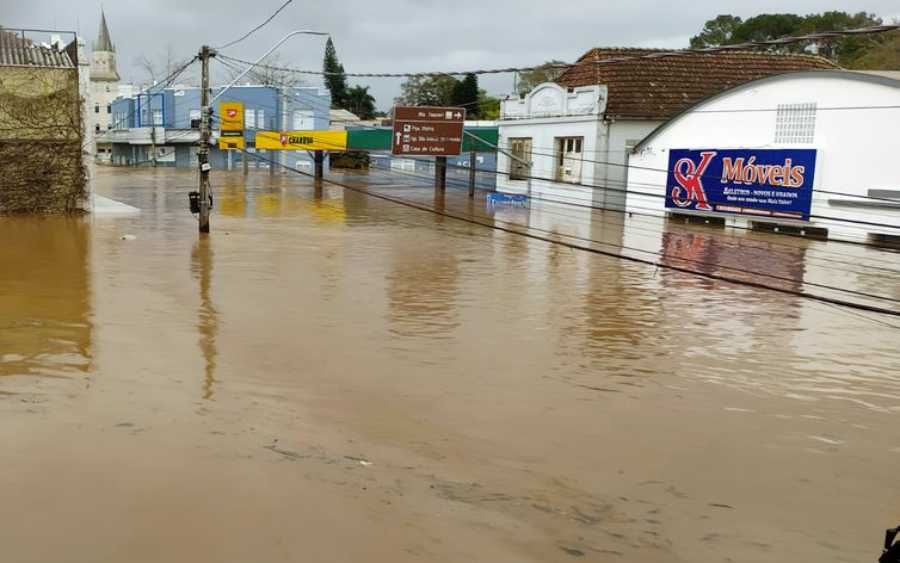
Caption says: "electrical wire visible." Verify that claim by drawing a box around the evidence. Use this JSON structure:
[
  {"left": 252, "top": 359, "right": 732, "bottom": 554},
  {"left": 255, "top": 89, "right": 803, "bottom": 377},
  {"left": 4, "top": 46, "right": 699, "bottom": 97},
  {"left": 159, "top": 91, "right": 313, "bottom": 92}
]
[
  {"left": 335, "top": 157, "right": 900, "bottom": 303},
  {"left": 215, "top": 0, "right": 294, "bottom": 50},
  {"left": 232, "top": 146, "right": 900, "bottom": 321},
  {"left": 215, "top": 24, "right": 899, "bottom": 78}
]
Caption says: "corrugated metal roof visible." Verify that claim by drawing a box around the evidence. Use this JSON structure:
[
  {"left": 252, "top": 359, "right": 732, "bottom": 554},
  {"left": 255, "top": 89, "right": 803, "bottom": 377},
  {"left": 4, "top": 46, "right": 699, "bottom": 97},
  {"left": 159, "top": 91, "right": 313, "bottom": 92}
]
[{"left": 0, "top": 29, "right": 74, "bottom": 68}]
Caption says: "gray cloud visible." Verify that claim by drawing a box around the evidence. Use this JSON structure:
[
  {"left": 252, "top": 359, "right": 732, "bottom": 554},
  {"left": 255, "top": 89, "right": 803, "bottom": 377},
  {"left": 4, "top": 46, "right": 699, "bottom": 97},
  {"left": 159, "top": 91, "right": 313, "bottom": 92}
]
[{"left": 5, "top": 0, "right": 898, "bottom": 110}]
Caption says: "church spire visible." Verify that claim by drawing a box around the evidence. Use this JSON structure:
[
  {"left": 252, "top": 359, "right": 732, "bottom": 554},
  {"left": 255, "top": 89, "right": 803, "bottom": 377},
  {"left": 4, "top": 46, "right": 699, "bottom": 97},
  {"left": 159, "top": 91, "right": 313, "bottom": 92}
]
[{"left": 94, "top": 9, "right": 114, "bottom": 52}]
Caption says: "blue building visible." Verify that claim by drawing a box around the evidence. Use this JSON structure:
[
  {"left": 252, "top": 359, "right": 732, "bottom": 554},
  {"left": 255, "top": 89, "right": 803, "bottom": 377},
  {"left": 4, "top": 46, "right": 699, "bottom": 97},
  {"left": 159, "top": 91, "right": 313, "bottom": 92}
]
[{"left": 107, "top": 84, "right": 331, "bottom": 169}]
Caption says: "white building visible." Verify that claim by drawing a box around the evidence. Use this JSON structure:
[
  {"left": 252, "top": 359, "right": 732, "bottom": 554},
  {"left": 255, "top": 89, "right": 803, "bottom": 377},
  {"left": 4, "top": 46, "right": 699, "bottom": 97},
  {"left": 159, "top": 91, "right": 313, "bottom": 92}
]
[
  {"left": 89, "top": 10, "right": 122, "bottom": 159},
  {"left": 497, "top": 48, "right": 836, "bottom": 212},
  {"left": 627, "top": 70, "right": 900, "bottom": 242}
]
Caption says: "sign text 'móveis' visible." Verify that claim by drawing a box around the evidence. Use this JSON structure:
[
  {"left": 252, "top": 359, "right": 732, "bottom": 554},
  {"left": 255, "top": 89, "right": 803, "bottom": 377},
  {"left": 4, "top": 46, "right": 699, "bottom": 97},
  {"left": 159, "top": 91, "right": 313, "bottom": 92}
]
[{"left": 665, "top": 149, "right": 817, "bottom": 221}]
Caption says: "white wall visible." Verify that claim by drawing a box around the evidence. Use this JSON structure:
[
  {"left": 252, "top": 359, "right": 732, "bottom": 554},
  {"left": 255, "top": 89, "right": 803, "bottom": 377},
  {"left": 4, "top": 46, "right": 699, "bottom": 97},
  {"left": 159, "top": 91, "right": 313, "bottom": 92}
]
[
  {"left": 497, "top": 116, "right": 600, "bottom": 205},
  {"left": 601, "top": 120, "right": 662, "bottom": 210},
  {"left": 627, "top": 72, "right": 900, "bottom": 240}
]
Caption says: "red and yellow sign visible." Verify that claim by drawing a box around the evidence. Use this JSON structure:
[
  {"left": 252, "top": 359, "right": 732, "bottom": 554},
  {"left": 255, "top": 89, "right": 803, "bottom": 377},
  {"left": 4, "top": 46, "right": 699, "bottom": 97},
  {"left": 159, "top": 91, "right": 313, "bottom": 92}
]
[
  {"left": 255, "top": 130, "right": 347, "bottom": 151},
  {"left": 219, "top": 102, "right": 244, "bottom": 132}
]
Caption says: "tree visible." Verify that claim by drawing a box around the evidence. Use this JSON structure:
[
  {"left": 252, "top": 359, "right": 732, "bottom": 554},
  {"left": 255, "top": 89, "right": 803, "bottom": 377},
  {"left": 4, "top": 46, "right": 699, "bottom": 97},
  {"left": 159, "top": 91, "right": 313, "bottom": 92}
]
[
  {"left": 134, "top": 44, "right": 193, "bottom": 88},
  {"left": 477, "top": 91, "right": 501, "bottom": 120},
  {"left": 323, "top": 37, "right": 348, "bottom": 109},
  {"left": 688, "top": 11, "right": 888, "bottom": 67},
  {"left": 689, "top": 15, "right": 743, "bottom": 49},
  {"left": 345, "top": 85, "right": 376, "bottom": 120},
  {"left": 242, "top": 53, "right": 302, "bottom": 88},
  {"left": 801, "top": 11, "right": 884, "bottom": 64},
  {"left": 451, "top": 73, "right": 479, "bottom": 117},
  {"left": 515, "top": 60, "right": 567, "bottom": 96},
  {"left": 849, "top": 30, "right": 900, "bottom": 69},
  {"left": 395, "top": 75, "right": 458, "bottom": 106}
]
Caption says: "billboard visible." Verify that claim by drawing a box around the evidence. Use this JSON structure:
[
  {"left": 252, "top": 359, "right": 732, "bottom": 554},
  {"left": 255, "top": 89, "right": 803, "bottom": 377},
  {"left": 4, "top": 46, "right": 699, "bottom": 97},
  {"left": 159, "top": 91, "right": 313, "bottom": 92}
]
[
  {"left": 665, "top": 149, "right": 817, "bottom": 221},
  {"left": 219, "top": 102, "right": 244, "bottom": 132},
  {"left": 255, "top": 130, "right": 348, "bottom": 151}
]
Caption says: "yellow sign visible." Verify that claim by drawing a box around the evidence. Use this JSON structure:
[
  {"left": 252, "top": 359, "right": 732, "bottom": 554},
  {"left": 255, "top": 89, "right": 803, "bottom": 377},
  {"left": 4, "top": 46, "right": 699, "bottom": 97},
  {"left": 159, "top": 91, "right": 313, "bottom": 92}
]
[
  {"left": 218, "top": 136, "right": 245, "bottom": 150},
  {"left": 219, "top": 102, "right": 244, "bottom": 132},
  {"left": 255, "top": 130, "right": 348, "bottom": 151}
]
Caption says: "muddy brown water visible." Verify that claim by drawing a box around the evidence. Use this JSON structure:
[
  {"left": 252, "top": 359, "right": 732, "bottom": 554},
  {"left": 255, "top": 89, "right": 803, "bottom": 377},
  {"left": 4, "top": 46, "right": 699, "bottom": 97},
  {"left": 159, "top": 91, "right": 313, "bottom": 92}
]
[{"left": 2, "top": 167, "right": 899, "bottom": 562}]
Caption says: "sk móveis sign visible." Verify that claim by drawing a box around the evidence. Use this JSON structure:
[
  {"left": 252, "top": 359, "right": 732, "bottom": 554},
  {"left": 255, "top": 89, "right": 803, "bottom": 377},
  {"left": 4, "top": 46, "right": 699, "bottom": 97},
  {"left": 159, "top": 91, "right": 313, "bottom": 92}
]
[{"left": 665, "top": 149, "right": 817, "bottom": 221}]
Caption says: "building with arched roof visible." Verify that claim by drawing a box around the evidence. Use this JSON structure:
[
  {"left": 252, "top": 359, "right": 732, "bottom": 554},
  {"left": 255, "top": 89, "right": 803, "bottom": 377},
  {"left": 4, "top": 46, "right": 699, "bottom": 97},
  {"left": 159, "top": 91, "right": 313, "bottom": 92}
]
[{"left": 626, "top": 70, "right": 900, "bottom": 242}]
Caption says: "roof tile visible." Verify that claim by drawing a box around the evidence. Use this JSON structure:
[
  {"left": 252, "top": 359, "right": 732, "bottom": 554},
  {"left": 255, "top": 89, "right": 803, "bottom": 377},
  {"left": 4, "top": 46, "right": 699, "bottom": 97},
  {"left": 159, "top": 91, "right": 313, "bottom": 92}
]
[{"left": 557, "top": 48, "right": 838, "bottom": 119}]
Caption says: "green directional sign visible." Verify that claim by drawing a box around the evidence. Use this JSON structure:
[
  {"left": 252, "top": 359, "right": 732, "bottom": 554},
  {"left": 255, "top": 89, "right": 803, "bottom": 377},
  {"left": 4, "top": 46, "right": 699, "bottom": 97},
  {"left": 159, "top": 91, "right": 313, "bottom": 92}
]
[{"left": 345, "top": 126, "right": 497, "bottom": 153}]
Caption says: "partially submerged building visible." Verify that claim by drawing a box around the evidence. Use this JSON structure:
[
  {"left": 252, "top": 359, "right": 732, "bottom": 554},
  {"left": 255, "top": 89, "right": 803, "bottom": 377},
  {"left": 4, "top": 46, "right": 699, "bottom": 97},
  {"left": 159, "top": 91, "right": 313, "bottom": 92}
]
[
  {"left": 0, "top": 28, "right": 91, "bottom": 213},
  {"left": 107, "top": 84, "right": 331, "bottom": 170},
  {"left": 626, "top": 70, "right": 900, "bottom": 242},
  {"left": 496, "top": 48, "right": 836, "bottom": 209}
]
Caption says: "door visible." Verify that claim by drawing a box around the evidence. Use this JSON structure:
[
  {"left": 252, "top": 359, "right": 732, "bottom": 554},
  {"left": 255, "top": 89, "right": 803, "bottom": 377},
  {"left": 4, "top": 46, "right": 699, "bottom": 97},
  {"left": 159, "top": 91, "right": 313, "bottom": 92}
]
[{"left": 555, "top": 137, "right": 583, "bottom": 184}]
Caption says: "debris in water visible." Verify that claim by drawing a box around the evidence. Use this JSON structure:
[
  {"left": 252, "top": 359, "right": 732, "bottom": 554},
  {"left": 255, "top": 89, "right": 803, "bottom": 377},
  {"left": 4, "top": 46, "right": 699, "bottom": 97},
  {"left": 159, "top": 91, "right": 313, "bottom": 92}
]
[{"left": 121, "top": 234, "right": 136, "bottom": 241}]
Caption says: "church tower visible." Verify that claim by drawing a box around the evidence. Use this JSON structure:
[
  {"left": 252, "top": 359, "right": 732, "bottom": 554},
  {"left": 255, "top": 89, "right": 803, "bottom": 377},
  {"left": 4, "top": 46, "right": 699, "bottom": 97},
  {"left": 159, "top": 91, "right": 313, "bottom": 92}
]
[{"left": 89, "top": 9, "right": 121, "bottom": 155}]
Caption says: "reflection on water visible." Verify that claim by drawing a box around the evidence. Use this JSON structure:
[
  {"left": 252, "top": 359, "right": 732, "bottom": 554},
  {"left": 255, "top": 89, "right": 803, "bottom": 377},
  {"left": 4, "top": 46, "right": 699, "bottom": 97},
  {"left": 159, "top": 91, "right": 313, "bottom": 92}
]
[
  {"left": 4, "top": 167, "right": 900, "bottom": 563},
  {"left": 191, "top": 238, "right": 218, "bottom": 400},
  {"left": 0, "top": 217, "right": 92, "bottom": 378}
]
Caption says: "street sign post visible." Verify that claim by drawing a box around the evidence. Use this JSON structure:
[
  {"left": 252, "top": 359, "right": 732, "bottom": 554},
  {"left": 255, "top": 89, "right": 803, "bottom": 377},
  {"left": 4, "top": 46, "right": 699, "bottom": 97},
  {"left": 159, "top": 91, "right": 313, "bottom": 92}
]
[{"left": 391, "top": 106, "right": 466, "bottom": 157}]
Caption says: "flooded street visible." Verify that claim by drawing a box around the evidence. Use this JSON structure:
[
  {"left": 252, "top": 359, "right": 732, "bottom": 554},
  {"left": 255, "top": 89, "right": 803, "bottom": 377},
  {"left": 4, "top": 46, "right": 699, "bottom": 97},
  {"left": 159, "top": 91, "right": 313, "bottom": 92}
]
[{"left": 2, "top": 166, "right": 900, "bottom": 562}]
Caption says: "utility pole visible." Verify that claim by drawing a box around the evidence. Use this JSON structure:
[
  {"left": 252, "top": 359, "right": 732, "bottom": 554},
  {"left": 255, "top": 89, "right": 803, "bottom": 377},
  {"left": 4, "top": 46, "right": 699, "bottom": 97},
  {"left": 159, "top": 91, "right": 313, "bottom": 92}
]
[
  {"left": 435, "top": 156, "right": 447, "bottom": 192},
  {"left": 198, "top": 45, "right": 215, "bottom": 234},
  {"left": 280, "top": 85, "right": 288, "bottom": 173},
  {"left": 468, "top": 151, "right": 477, "bottom": 198}
]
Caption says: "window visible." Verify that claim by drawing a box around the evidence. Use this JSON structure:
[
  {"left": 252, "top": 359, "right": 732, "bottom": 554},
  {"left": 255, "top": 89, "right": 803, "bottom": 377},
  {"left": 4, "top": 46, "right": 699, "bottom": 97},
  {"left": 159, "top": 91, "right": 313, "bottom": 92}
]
[
  {"left": 509, "top": 137, "right": 532, "bottom": 181},
  {"left": 95, "top": 124, "right": 100, "bottom": 133},
  {"left": 555, "top": 137, "right": 583, "bottom": 184},
  {"left": 775, "top": 102, "right": 816, "bottom": 144},
  {"left": 245, "top": 109, "right": 256, "bottom": 129},
  {"left": 256, "top": 110, "right": 265, "bottom": 130},
  {"left": 293, "top": 109, "right": 314, "bottom": 130},
  {"left": 152, "top": 110, "right": 163, "bottom": 126},
  {"left": 94, "top": 104, "right": 100, "bottom": 113},
  {"left": 107, "top": 104, "right": 111, "bottom": 114},
  {"left": 107, "top": 124, "right": 112, "bottom": 129}
]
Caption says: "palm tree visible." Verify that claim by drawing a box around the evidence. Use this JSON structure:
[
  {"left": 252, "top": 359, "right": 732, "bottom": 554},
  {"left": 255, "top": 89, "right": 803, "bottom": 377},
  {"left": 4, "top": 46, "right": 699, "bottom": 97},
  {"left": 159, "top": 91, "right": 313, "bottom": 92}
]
[{"left": 345, "top": 85, "right": 376, "bottom": 120}]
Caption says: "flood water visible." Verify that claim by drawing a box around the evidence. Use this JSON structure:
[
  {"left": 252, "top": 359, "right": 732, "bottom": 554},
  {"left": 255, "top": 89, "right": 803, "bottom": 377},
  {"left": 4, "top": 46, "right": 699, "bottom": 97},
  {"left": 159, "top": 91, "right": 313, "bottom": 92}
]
[{"left": 2, "top": 166, "right": 899, "bottom": 562}]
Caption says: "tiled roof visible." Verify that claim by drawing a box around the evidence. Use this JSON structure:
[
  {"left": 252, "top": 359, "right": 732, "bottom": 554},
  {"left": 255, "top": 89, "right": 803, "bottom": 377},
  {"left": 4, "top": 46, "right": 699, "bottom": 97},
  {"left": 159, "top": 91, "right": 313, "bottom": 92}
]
[
  {"left": 0, "top": 29, "right": 74, "bottom": 68},
  {"left": 557, "top": 48, "right": 838, "bottom": 120}
]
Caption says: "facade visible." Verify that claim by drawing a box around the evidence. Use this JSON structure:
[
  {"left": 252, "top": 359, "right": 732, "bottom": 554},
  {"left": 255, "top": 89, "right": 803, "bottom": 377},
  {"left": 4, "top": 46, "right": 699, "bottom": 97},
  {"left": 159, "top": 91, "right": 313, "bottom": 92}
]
[
  {"left": 0, "top": 29, "right": 92, "bottom": 212},
  {"left": 89, "top": 10, "right": 122, "bottom": 159},
  {"left": 107, "top": 84, "right": 331, "bottom": 170},
  {"left": 496, "top": 48, "right": 837, "bottom": 211},
  {"left": 626, "top": 70, "right": 900, "bottom": 242}
]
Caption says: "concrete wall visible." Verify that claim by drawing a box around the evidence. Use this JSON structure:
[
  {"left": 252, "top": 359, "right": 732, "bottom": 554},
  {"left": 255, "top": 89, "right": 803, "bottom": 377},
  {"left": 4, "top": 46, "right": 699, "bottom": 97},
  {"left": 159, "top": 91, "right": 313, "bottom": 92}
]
[{"left": 627, "top": 72, "right": 900, "bottom": 240}]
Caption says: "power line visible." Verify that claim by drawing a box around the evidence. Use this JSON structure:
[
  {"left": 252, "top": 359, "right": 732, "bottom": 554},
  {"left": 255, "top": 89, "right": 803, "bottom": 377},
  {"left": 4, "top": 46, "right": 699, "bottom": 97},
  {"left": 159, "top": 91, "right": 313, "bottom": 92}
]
[
  {"left": 341, "top": 157, "right": 900, "bottom": 299},
  {"left": 216, "top": 24, "right": 899, "bottom": 78},
  {"left": 215, "top": 0, "right": 295, "bottom": 50},
  {"left": 234, "top": 147, "right": 900, "bottom": 322}
]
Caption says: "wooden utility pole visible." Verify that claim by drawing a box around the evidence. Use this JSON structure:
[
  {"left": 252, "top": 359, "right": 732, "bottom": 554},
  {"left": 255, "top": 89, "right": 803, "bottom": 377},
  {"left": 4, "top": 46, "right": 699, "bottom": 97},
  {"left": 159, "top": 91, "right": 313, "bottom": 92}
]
[
  {"left": 198, "top": 45, "right": 215, "bottom": 234},
  {"left": 435, "top": 156, "right": 447, "bottom": 191},
  {"left": 314, "top": 150, "right": 324, "bottom": 182}
]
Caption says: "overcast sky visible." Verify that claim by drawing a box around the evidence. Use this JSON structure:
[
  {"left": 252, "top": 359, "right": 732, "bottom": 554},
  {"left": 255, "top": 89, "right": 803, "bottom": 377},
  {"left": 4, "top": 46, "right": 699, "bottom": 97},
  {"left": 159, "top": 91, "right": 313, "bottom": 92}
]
[{"left": 6, "top": 0, "right": 899, "bottom": 109}]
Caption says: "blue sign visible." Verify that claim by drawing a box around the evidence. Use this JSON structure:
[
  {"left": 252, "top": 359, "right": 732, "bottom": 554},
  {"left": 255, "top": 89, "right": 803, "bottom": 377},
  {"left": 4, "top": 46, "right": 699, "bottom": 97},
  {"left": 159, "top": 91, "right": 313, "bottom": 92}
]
[
  {"left": 665, "top": 149, "right": 817, "bottom": 221},
  {"left": 487, "top": 193, "right": 528, "bottom": 208}
]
